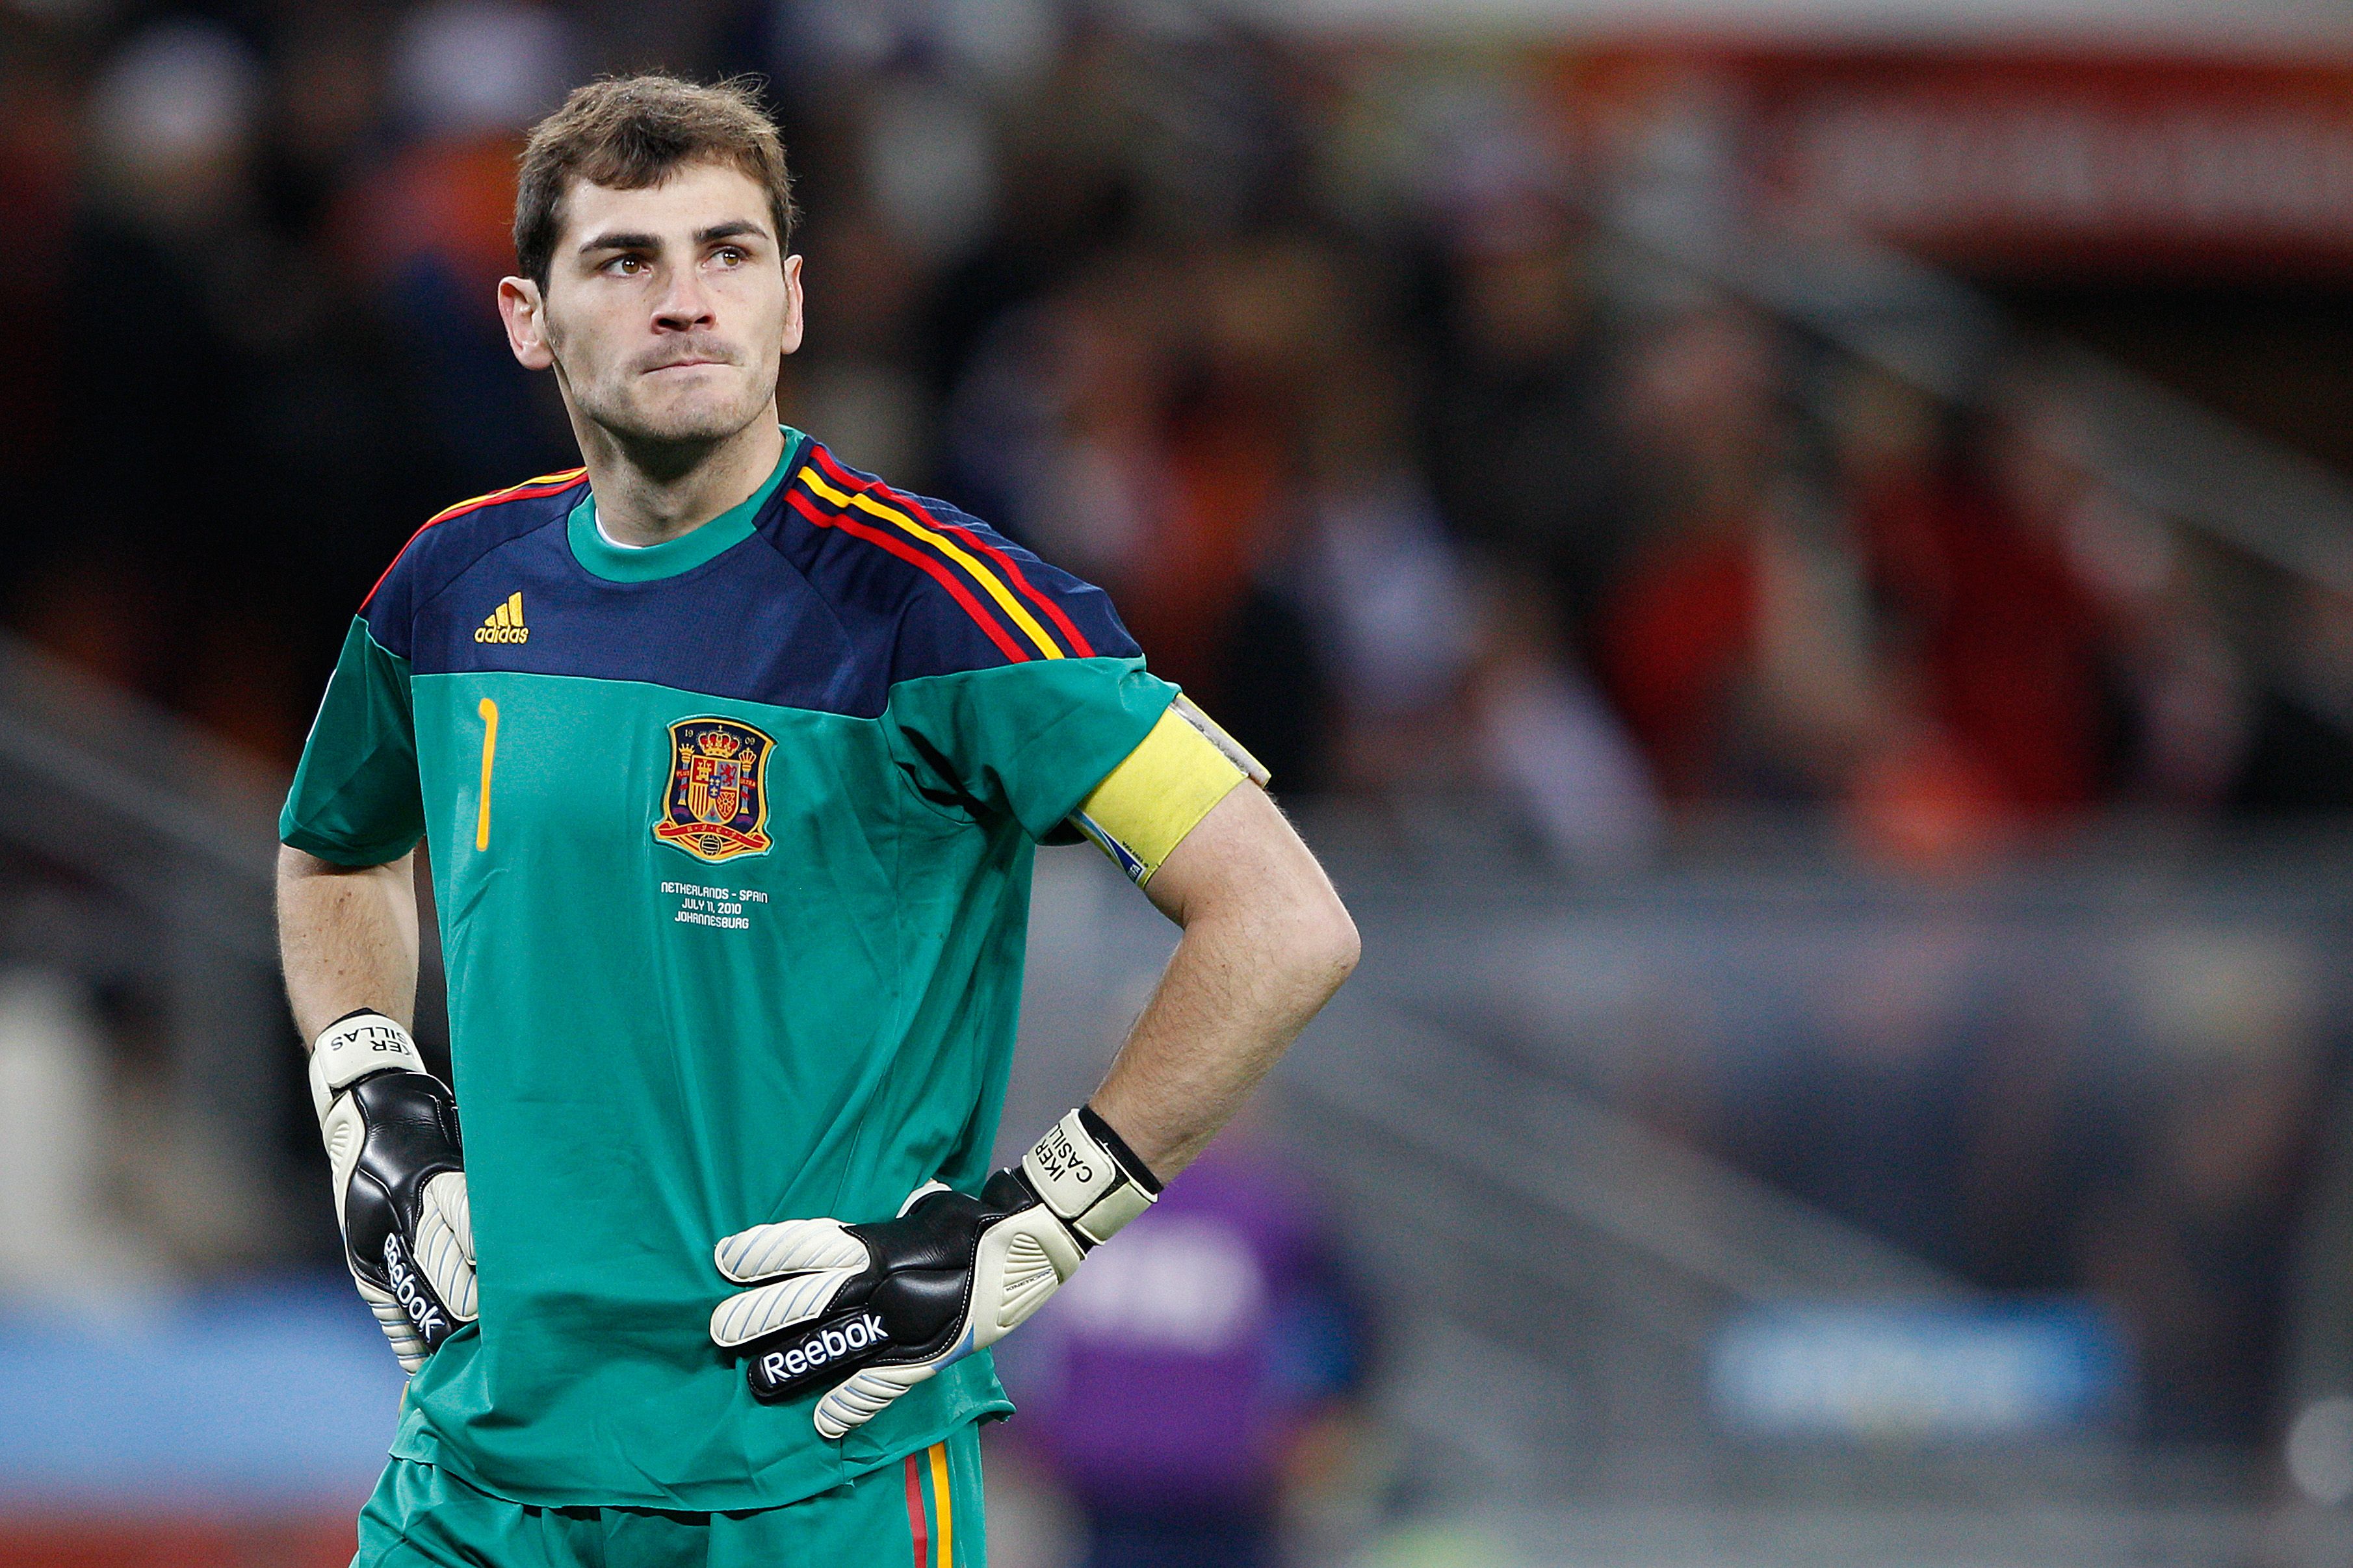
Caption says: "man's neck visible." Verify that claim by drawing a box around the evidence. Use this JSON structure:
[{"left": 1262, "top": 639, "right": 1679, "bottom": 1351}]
[{"left": 575, "top": 416, "right": 786, "bottom": 548}]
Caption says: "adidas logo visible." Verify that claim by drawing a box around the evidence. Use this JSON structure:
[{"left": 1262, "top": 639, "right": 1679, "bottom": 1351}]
[{"left": 474, "top": 592, "right": 528, "bottom": 645}]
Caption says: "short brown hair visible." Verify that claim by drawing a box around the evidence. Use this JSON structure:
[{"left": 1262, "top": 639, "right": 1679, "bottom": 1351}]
[{"left": 514, "top": 74, "right": 796, "bottom": 289}]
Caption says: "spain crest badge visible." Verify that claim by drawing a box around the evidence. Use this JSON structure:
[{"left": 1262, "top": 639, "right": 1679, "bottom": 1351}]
[{"left": 653, "top": 717, "right": 775, "bottom": 863}]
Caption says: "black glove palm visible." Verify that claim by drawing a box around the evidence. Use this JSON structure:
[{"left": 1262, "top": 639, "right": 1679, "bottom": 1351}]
[
  {"left": 311, "top": 1010, "right": 477, "bottom": 1371},
  {"left": 711, "top": 1108, "right": 1159, "bottom": 1437}
]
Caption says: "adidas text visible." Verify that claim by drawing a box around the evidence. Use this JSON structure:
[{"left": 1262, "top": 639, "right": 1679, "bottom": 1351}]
[
  {"left": 760, "top": 1313, "right": 889, "bottom": 1383},
  {"left": 476, "top": 591, "right": 528, "bottom": 643}
]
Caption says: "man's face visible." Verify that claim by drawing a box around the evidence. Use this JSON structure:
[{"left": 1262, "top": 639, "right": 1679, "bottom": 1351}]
[{"left": 503, "top": 160, "right": 803, "bottom": 447}]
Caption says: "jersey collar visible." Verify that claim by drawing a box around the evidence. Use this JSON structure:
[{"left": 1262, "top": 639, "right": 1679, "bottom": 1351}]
[{"left": 567, "top": 427, "right": 807, "bottom": 583}]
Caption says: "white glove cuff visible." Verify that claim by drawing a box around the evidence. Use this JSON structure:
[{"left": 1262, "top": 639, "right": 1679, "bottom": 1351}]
[
  {"left": 1020, "top": 1107, "right": 1162, "bottom": 1247},
  {"left": 308, "top": 1010, "right": 426, "bottom": 1122}
]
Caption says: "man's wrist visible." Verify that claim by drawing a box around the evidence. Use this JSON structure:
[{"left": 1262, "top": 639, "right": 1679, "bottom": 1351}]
[
  {"left": 1074, "top": 1105, "right": 1162, "bottom": 1193},
  {"left": 307, "top": 1009, "right": 426, "bottom": 1121},
  {"left": 1018, "top": 1106, "right": 1161, "bottom": 1248}
]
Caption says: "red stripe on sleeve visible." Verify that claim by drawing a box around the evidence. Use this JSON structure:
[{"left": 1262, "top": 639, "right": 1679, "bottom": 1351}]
[
  {"left": 359, "top": 523, "right": 436, "bottom": 611},
  {"left": 889, "top": 481, "right": 1097, "bottom": 657},
  {"left": 809, "top": 446, "right": 1097, "bottom": 658},
  {"left": 786, "top": 486, "right": 1030, "bottom": 663},
  {"left": 360, "top": 472, "right": 587, "bottom": 610}
]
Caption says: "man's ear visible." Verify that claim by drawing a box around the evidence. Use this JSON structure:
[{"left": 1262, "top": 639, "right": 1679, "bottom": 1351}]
[
  {"left": 498, "top": 276, "right": 555, "bottom": 371},
  {"left": 779, "top": 253, "right": 805, "bottom": 358}
]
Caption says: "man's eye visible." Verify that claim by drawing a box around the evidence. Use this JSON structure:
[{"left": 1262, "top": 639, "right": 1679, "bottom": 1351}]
[
  {"left": 712, "top": 247, "right": 744, "bottom": 267},
  {"left": 605, "top": 255, "right": 646, "bottom": 276}
]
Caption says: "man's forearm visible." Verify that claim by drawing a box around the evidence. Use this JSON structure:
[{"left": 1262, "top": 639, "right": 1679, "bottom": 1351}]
[
  {"left": 1087, "top": 785, "right": 1358, "bottom": 1179},
  {"left": 278, "top": 845, "right": 422, "bottom": 1044}
]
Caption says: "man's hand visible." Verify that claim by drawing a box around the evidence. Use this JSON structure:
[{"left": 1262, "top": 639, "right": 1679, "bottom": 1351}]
[
  {"left": 310, "top": 1010, "right": 477, "bottom": 1372},
  {"left": 710, "top": 1107, "right": 1159, "bottom": 1439}
]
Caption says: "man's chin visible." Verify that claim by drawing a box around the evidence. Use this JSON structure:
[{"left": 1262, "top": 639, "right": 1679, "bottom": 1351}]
[{"left": 592, "top": 387, "right": 770, "bottom": 449}]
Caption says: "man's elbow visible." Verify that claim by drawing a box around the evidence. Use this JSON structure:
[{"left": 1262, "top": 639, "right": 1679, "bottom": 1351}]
[{"left": 1277, "top": 886, "right": 1359, "bottom": 999}]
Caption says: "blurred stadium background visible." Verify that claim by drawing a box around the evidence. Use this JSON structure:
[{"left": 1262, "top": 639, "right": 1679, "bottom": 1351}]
[{"left": 16, "top": 0, "right": 2353, "bottom": 1563}]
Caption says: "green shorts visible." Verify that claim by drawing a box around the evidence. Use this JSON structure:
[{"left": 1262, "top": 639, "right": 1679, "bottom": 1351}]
[{"left": 353, "top": 1422, "right": 985, "bottom": 1568}]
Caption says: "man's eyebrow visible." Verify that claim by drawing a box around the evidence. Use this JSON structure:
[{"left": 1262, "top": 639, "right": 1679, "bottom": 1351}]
[
  {"left": 575, "top": 221, "right": 769, "bottom": 256},
  {"left": 578, "top": 230, "right": 660, "bottom": 255},
  {"left": 697, "top": 220, "right": 768, "bottom": 244}
]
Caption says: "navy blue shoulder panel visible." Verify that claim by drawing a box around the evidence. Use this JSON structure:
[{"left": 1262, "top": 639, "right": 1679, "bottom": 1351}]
[
  {"left": 384, "top": 444, "right": 1143, "bottom": 718},
  {"left": 361, "top": 472, "right": 588, "bottom": 660},
  {"left": 766, "top": 441, "right": 1141, "bottom": 689}
]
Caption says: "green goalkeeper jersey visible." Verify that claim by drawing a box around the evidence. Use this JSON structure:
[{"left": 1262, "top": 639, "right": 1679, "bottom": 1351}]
[{"left": 281, "top": 431, "right": 1176, "bottom": 1510}]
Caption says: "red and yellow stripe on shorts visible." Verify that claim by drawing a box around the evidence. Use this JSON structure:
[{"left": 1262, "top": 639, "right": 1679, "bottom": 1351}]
[{"left": 903, "top": 1441, "right": 956, "bottom": 1568}]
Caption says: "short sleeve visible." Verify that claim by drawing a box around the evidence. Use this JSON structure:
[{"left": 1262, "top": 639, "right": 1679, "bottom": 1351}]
[
  {"left": 280, "top": 616, "right": 426, "bottom": 866},
  {"left": 884, "top": 657, "right": 1178, "bottom": 842}
]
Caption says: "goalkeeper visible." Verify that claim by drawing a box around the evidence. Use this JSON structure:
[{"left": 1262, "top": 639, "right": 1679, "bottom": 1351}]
[{"left": 276, "top": 73, "right": 1357, "bottom": 1568}]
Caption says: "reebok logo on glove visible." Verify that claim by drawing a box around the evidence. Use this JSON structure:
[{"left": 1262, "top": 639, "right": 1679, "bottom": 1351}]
[
  {"left": 383, "top": 1234, "right": 448, "bottom": 1341},
  {"left": 755, "top": 1313, "right": 889, "bottom": 1391}
]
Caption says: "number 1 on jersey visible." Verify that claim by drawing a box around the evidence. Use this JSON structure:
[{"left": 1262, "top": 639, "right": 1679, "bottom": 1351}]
[{"left": 476, "top": 698, "right": 499, "bottom": 851}]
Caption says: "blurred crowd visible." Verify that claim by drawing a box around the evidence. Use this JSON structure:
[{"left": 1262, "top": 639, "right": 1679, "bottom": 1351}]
[
  {"left": 1572, "top": 913, "right": 2347, "bottom": 1443},
  {"left": 8, "top": 1, "right": 2353, "bottom": 871}
]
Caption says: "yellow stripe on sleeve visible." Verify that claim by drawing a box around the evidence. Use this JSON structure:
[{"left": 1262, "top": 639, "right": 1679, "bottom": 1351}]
[
  {"left": 800, "top": 469, "right": 1065, "bottom": 660},
  {"left": 426, "top": 468, "right": 587, "bottom": 524},
  {"left": 1070, "top": 705, "right": 1251, "bottom": 887}
]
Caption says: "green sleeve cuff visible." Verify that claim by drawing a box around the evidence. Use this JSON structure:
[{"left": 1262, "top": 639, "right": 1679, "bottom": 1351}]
[{"left": 883, "top": 658, "right": 1176, "bottom": 841}]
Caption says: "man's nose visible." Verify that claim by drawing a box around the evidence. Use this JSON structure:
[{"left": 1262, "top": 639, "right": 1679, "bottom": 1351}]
[{"left": 652, "top": 266, "right": 715, "bottom": 331}]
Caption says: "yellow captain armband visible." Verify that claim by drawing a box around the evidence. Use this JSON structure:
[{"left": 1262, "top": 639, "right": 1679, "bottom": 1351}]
[{"left": 1069, "top": 699, "right": 1269, "bottom": 886}]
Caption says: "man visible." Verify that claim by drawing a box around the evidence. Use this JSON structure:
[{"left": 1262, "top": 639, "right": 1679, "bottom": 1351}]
[{"left": 276, "top": 74, "right": 1357, "bottom": 1567}]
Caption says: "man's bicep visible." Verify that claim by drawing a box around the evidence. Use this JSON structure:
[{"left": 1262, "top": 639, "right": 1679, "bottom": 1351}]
[
  {"left": 1069, "top": 697, "right": 1266, "bottom": 888},
  {"left": 277, "top": 848, "right": 421, "bottom": 1040},
  {"left": 1135, "top": 780, "right": 1323, "bottom": 927}
]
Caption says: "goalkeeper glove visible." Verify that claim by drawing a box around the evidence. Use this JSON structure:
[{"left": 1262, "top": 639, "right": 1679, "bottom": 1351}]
[
  {"left": 308, "top": 1009, "right": 476, "bottom": 1372},
  {"left": 710, "top": 1106, "right": 1161, "bottom": 1439}
]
